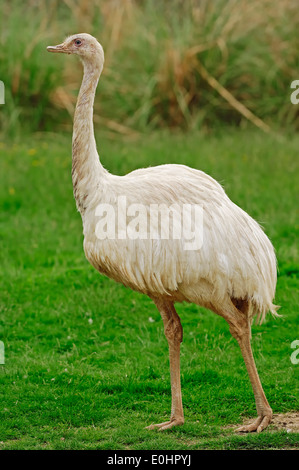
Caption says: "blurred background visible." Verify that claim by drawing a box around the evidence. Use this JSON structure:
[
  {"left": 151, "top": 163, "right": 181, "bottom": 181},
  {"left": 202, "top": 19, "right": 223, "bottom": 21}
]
[{"left": 0, "top": 0, "right": 299, "bottom": 139}]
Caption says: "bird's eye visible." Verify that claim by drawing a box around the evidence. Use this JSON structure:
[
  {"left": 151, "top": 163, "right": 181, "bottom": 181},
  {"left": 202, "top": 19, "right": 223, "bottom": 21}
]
[{"left": 74, "top": 39, "right": 82, "bottom": 46}]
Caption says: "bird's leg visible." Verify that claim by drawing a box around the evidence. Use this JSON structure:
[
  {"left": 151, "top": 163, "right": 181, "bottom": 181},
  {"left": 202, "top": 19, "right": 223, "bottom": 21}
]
[
  {"left": 222, "top": 303, "right": 272, "bottom": 433},
  {"left": 146, "top": 301, "right": 184, "bottom": 431},
  {"left": 232, "top": 324, "right": 272, "bottom": 432}
]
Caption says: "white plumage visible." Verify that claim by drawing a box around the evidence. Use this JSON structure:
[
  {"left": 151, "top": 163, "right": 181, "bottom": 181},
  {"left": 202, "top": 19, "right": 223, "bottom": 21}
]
[
  {"left": 83, "top": 164, "right": 277, "bottom": 323},
  {"left": 47, "top": 34, "right": 278, "bottom": 433}
]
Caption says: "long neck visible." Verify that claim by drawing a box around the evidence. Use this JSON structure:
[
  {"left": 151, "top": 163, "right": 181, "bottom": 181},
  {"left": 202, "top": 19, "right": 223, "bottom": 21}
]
[{"left": 72, "top": 60, "right": 106, "bottom": 215}]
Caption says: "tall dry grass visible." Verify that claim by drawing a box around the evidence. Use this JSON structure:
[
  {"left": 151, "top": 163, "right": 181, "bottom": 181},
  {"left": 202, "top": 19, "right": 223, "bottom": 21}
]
[{"left": 0, "top": 0, "right": 298, "bottom": 138}]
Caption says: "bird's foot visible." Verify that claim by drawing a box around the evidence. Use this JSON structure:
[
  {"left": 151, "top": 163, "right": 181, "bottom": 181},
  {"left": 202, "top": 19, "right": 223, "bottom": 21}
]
[
  {"left": 146, "top": 417, "right": 184, "bottom": 431},
  {"left": 236, "top": 409, "right": 272, "bottom": 433}
]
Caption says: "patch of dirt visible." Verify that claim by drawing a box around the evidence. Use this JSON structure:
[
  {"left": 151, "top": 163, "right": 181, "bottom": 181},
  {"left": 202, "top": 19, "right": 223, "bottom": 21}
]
[{"left": 270, "top": 412, "right": 299, "bottom": 433}]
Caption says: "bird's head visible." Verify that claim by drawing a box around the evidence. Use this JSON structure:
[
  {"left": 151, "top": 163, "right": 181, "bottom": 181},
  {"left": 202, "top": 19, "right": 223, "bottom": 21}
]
[{"left": 47, "top": 33, "right": 104, "bottom": 69}]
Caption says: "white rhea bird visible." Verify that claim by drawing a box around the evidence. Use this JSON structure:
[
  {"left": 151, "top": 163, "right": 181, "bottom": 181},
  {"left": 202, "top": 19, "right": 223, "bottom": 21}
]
[{"left": 47, "top": 34, "right": 278, "bottom": 433}]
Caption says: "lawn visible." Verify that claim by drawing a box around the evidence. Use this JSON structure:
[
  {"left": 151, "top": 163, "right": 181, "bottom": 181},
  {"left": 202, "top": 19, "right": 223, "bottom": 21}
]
[{"left": 0, "top": 129, "right": 298, "bottom": 449}]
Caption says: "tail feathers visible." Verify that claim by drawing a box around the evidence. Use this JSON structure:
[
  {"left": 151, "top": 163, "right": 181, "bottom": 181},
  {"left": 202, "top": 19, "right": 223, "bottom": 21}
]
[{"left": 254, "top": 301, "right": 281, "bottom": 325}]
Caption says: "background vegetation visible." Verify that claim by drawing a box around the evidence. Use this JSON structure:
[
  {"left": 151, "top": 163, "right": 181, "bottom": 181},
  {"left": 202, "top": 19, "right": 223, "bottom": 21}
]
[
  {"left": 0, "top": 0, "right": 299, "bottom": 138},
  {"left": 0, "top": 0, "right": 298, "bottom": 451}
]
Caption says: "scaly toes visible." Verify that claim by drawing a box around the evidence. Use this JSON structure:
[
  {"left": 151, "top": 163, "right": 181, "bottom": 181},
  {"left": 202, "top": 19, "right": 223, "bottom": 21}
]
[
  {"left": 236, "top": 417, "right": 262, "bottom": 433},
  {"left": 256, "top": 414, "right": 272, "bottom": 433},
  {"left": 145, "top": 421, "right": 171, "bottom": 430},
  {"left": 146, "top": 418, "right": 184, "bottom": 431},
  {"left": 158, "top": 420, "right": 184, "bottom": 431},
  {"left": 236, "top": 413, "right": 272, "bottom": 433}
]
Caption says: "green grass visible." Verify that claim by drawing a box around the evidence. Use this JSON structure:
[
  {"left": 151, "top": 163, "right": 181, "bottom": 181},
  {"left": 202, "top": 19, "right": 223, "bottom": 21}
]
[{"left": 0, "top": 129, "right": 298, "bottom": 449}]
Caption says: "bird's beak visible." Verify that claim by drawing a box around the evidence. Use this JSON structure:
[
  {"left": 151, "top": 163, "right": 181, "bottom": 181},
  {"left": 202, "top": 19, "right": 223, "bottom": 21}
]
[{"left": 47, "top": 43, "right": 68, "bottom": 53}]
